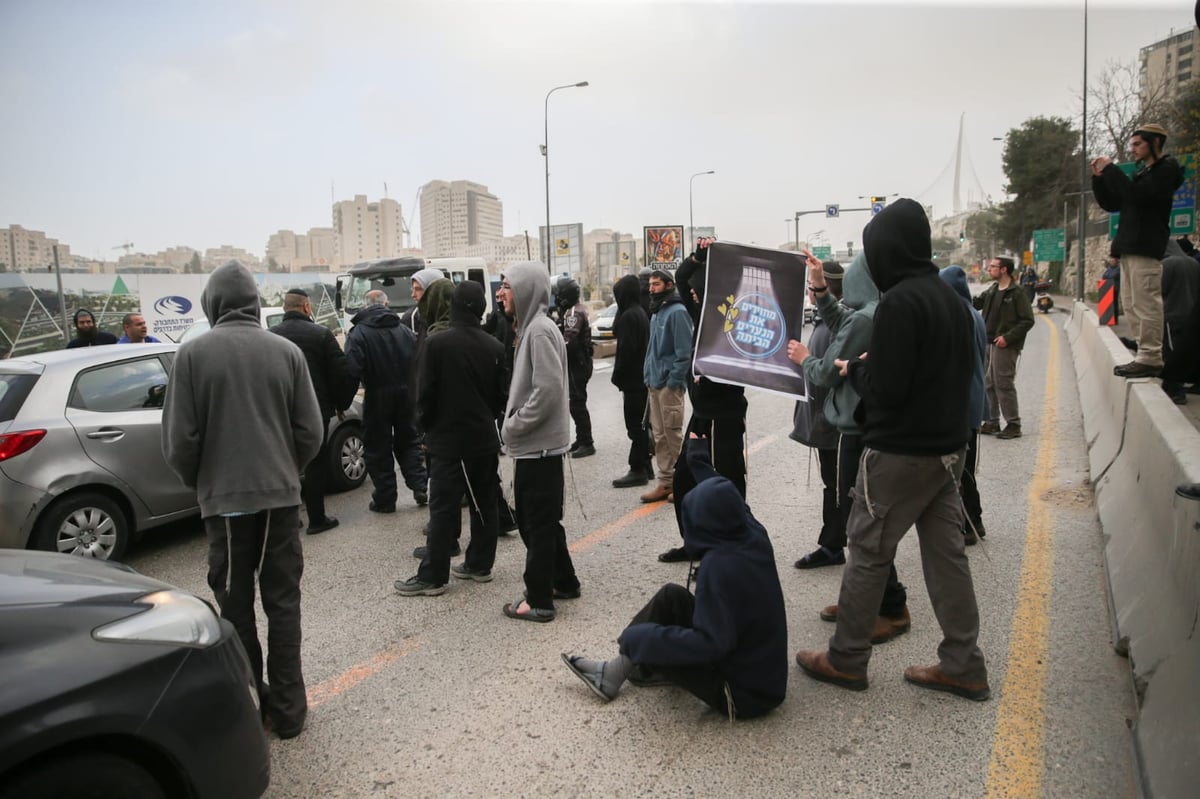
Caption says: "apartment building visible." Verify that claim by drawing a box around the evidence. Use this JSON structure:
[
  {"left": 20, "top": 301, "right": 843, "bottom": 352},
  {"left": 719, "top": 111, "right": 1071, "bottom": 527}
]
[
  {"left": 2, "top": 224, "right": 72, "bottom": 271},
  {"left": 205, "top": 245, "right": 261, "bottom": 270},
  {"left": 1140, "top": 27, "right": 1199, "bottom": 103},
  {"left": 332, "top": 195, "right": 404, "bottom": 265},
  {"left": 419, "top": 180, "right": 503, "bottom": 257},
  {"left": 267, "top": 227, "right": 338, "bottom": 271}
]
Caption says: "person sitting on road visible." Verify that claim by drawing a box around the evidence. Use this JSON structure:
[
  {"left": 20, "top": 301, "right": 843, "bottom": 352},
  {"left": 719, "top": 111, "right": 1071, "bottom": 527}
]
[{"left": 561, "top": 435, "right": 787, "bottom": 719}]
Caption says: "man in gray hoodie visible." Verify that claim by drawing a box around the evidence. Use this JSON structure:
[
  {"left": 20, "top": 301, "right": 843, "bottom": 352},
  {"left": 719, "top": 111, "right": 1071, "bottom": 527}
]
[
  {"left": 497, "top": 261, "right": 581, "bottom": 623},
  {"left": 162, "top": 260, "right": 323, "bottom": 739}
]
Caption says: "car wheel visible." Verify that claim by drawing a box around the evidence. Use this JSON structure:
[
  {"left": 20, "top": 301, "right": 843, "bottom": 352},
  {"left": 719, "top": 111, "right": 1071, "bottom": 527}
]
[
  {"left": 0, "top": 753, "right": 166, "bottom": 799},
  {"left": 327, "top": 423, "right": 366, "bottom": 493},
  {"left": 35, "top": 491, "right": 130, "bottom": 561}
]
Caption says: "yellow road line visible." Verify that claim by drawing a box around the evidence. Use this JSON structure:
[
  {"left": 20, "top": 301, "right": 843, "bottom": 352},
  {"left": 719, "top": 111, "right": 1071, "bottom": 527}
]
[{"left": 985, "top": 314, "right": 1059, "bottom": 798}]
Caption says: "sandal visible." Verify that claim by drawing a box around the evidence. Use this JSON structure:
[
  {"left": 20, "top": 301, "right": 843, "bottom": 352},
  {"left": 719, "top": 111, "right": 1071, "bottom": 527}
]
[
  {"left": 561, "top": 653, "right": 616, "bottom": 701},
  {"left": 503, "top": 597, "right": 556, "bottom": 623}
]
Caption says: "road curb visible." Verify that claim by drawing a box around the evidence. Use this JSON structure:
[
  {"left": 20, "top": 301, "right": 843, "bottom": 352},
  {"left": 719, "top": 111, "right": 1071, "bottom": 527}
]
[{"left": 1066, "top": 300, "right": 1200, "bottom": 799}]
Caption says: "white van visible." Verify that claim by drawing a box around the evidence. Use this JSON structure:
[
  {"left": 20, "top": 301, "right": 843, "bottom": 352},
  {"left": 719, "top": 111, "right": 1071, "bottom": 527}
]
[{"left": 336, "top": 257, "right": 498, "bottom": 330}]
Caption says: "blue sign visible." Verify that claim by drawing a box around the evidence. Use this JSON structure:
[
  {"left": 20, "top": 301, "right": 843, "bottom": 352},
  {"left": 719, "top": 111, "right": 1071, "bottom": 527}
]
[
  {"left": 825, "top": 204, "right": 840, "bottom": 218},
  {"left": 153, "top": 295, "right": 194, "bottom": 315},
  {"left": 871, "top": 202, "right": 885, "bottom": 216}
]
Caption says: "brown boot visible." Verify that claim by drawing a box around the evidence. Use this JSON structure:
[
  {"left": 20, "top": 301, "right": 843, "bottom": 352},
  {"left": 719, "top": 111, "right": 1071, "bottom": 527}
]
[
  {"left": 903, "top": 664, "right": 990, "bottom": 701},
  {"left": 818, "top": 605, "right": 911, "bottom": 645},
  {"left": 795, "top": 649, "right": 868, "bottom": 691},
  {"left": 640, "top": 484, "right": 671, "bottom": 503}
]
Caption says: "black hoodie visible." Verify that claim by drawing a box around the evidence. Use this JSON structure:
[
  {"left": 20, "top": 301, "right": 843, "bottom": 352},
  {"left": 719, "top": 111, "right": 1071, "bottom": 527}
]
[
  {"left": 344, "top": 303, "right": 417, "bottom": 394},
  {"left": 611, "top": 275, "right": 650, "bottom": 391},
  {"left": 618, "top": 438, "right": 787, "bottom": 718},
  {"left": 848, "top": 199, "right": 974, "bottom": 456},
  {"left": 676, "top": 253, "right": 747, "bottom": 420}
]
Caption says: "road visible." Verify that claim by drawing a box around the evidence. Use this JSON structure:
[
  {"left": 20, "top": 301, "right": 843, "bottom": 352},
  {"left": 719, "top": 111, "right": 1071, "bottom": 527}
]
[{"left": 127, "top": 309, "right": 1136, "bottom": 799}]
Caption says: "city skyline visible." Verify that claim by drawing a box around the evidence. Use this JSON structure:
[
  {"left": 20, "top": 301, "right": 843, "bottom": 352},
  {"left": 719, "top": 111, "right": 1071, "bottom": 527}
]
[{"left": 1, "top": 1, "right": 1193, "bottom": 261}]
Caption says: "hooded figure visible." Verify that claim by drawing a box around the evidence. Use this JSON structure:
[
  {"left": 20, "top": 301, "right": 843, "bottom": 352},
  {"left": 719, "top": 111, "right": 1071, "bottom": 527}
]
[
  {"left": 610, "top": 274, "right": 653, "bottom": 486},
  {"left": 562, "top": 436, "right": 787, "bottom": 719},
  {"left": 498, "top": 261, "right": 580, "bottom": 622},
  {"left": 400, "top": 267, "right": 447, "bottom": 333},
  {"left": 551, "top": 275, "right": 594, "bottom": 456},
  {"left": 418, "top": 278, "right": 455, "bottom": 339},
  {"left": 66, "top": 308, "right": 118, "bottom": 348},
  {"left": 1161, "top": 243, "right": 1200, "bottom": 401},
  {"left": 162, "top": 260, "right": 323, "bottom": 739}
]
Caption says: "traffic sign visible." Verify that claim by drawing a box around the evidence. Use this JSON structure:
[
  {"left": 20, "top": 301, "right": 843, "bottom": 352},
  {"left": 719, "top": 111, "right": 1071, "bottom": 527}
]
[
  {"left": 825, "top": 204, "right": 840, "bottom": 218},
  {"left": 1032, "top": 228, "right": 1065, "bottom": 262},
  {"left": 870, "top": 198, "right": 886, "bottom": 216},
  {"left": 1108, "top": 152, "right": 1195, "bottom": 239},
  {"left": 812, "top": 245, "right": 833, "bottom": 260}
]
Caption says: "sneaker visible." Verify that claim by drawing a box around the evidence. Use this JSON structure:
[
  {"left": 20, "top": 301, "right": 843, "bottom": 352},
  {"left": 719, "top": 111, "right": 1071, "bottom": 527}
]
[
  {"left": 450, "top": 562, "right": 493, "bottom": 582},
  {"left": 794, "top": 547, "right": 846, "bottom": 569},
  {"left": 996, "top": 423, "right": 1022, "bottom": 439},
  {"left": 612, "top": 470, "right": 650, "bottom": 488},
  {"left": 413, "top": 489, "right": 429, "bottom": 506},
  {"left": 413, "top": 541, "right": 461, "bottom": 559},
  {"left": 570, "top": 443, "right": 596, "bottom": 459},
  {"left": 394, "top": 576, "right": 447, "bottom": 596},
  {"left": 979, "top": 420, "right": 1000, "bottom": 435}
]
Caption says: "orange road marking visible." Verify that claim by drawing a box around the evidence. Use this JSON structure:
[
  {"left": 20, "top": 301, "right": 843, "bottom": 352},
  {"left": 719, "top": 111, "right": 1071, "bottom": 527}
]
[{"left": 308, "top": 638, "right": 423, "bottom": 708}]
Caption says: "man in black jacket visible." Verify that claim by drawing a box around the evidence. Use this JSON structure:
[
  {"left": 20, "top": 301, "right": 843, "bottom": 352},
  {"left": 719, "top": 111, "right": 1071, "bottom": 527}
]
[
  {"left": 272, "top": 289, "right": 354, "bottom": 534},
  {"left": 1092, "top": 123, "right": 1185, "bottom": 378},
  {"left": 658, "top": 238, "right": 748, "bottom": 564},
  {"left": 795, "top": 199, "right": 990, "bottom": 702},
  {"left": 610, "top": 274, "right": 652, "bottom": 487},
  {"left": 553, "top": 275, "right": 595, "bottom": 458},
  {"left": 66, "top": 309, "right": 118, "bottom": 348},
  {"left": 396, "top": 282, "right": 506, "bottom": 596},
  {"left": 344, "top": 290, "right": 428, "bottom": 514}
]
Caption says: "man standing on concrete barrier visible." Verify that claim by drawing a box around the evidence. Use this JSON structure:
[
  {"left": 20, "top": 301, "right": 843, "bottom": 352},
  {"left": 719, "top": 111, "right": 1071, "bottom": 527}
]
[
  {"left": 973, "top": 257, "right": 1034, "bottom": 439},
  {"left": 163, "top": 260, "right": 323, "bottom": 739},
  {"left": 795, "top": 199, "right": 990, "bottom": 702},
  {"left": 1092, "top": 123, "right": 1185, "bottom": 379}
]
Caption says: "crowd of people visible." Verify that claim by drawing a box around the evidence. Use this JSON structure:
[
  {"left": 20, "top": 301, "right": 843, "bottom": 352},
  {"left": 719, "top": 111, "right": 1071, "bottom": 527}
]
[{"left": 142, "top": 119, "right": 1200, "bottom": 735}]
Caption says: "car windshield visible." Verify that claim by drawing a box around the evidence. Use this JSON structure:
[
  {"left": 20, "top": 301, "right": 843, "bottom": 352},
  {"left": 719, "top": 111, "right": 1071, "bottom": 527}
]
[
  {"left": 0, "top": 374, "right": 38, "bottom": 423},
  {"left": 346, "top": 275, "right": 416, "bottom": 312}
]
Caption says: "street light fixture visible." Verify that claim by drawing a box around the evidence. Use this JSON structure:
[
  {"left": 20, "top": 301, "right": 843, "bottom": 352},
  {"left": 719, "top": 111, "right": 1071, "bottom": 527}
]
[
  {"left": 689, "top": 170, "right": 715, "bottom": 242},
  {"left": 543, "top": 80, "right": 589, "bottom": 271}
]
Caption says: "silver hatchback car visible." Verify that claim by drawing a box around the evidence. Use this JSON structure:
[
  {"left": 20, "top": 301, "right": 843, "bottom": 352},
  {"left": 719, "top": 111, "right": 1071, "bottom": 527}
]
[{"left": 0, "top": 344, "right": 366, "bottom": 561}]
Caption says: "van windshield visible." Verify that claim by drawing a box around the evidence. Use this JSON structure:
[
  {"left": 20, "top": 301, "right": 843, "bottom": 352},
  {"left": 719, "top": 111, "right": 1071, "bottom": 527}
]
[{"left": 346, "top": 275, "right": 417, "bottom": 312}]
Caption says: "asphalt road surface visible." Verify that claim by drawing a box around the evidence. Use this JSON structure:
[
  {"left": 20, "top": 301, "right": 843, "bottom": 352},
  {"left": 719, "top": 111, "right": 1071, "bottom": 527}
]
[{"left": 127, "top": 309, "right": 1135, "bottom": 798}]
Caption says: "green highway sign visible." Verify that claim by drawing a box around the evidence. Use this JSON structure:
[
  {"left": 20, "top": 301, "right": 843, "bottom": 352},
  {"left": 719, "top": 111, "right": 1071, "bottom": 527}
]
[
  {"left": 812, "top": 245, "right": 833, "bottom": 259},
  {"left": 1032, "top": 227, "right": 1065, "bottom": 261}
]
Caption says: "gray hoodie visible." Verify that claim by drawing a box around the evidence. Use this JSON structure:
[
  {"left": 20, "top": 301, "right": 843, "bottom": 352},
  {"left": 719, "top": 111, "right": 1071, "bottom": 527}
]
[
  {"left": 162, "top": 261, "right": 323, "bottom": 517},
  {"left": 500, "top": 261, "right": 570, "bottom": 457}
]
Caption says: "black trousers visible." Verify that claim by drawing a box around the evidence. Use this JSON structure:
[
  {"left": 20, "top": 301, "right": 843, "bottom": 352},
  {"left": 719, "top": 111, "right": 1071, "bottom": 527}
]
[
  {"left": 419, "top": 452, "right": 499, "bottom": 585},
  {"left": 301, "top": 417, "right": 330, "bottom": 523},
  {"left": 959, "top": 429, "right": 982, "bottom": 530},
  {"left": 623, "top": 584, "right": 743, "bottom": 717},
  {"left": 568, "top": 363, "right": 593, "bottom": 447},
  {"left": 839, "top": 434, "right": 907, "bottom": 616},
  {"left": 621, "top": 386, "right": 651, "bottom": 472},
  {"left": 672, "top": 415, "right": 746, "bottom": 538},
  {"left": 362, "top": 388, "right": 427, "bottom": 506},
  {"left": 204, "top": 507, "right": 306, "bottom": 731},
  {"left": 513, "top": 456, "right": 579, "bottom": 610},
  {"left": 815, "top": 446, "right": 841, "bottom": 550}
]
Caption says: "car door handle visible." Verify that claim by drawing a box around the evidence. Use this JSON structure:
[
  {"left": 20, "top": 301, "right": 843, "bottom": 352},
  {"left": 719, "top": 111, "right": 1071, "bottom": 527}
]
[{"left": 86, "top": 429, "right": 125, "bottom": 441}]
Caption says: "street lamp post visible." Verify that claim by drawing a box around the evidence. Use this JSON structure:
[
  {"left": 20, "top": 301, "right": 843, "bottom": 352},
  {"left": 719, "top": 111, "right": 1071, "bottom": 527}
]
[
  {"left": 543, "top": 80, "right": 589, "bottom": 271},
  {"left": 689, "top": 170, "right": 715, "bottom": 242}
]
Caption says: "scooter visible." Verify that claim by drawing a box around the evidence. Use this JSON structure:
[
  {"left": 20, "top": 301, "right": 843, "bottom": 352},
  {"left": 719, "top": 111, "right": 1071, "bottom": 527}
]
[{"left": 1034, "top": 280, "right": 1054, "bottom": 314}]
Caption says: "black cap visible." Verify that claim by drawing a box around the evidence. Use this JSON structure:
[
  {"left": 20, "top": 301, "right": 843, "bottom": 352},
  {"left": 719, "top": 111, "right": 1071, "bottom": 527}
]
[{"left": 285, "top": 288, "right": 309, "bottom": 298}]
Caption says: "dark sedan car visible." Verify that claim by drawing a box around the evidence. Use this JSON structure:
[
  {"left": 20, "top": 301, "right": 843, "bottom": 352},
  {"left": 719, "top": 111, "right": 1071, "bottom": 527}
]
[{"left": 0, "top": 550, "right": 269, "bottom": 799}]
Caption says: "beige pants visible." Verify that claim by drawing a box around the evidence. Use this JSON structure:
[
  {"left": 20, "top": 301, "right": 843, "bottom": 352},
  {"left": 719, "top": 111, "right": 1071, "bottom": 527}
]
[
  {"left": 647, "top": 385, "right": 686, "bottom": 487},
  {"left": 1120, "top": 254, "right": 1164, "bottom": 367}
]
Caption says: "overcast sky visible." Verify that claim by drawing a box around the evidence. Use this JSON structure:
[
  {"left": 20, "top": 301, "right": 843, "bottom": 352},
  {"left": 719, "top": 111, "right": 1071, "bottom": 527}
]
[{"left": 1, "top": 0, "right": 1195, "bottom": 260}]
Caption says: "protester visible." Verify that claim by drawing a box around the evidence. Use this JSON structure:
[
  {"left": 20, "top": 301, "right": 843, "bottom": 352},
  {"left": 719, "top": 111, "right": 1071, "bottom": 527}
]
[
  {"left": 400, "top": 267, "right": 446, "bottom": 334},
  {"left": 552, "top": 275, "right": 595, "bottom": 458},
  {"left": 396, "top": 281, "right": 506, "bottom": 596},
  {"left": 271, "top": 288, "right": 354, "bottom": 535},
  {"left": 641, "top": 269, "right": 693, "bottom": 504},
  {"left": 610, "top": 274, "right": 653, "bottom": 487},
  {"left": 66, "top": 309, "right": 118, "bottom": 348},
  {"left": 1092, "top": 123, "right": 1185, "bottom": 378},
  {"left": 1161, "top": 240, "right": 1200, "bottom": 405},
  {"left": 344, "top": 289, "right": 428, "bottom": 513},
  {"left": 117, "top": 312, "right": 161, "bottom": 344},
  {"left": 498, "top": 261, "right": 581, "bottom": 623},
  {"left": 162, "top": 260, "right": 323, "bottom": 739},
  {"left": 561, "top": 435, "right": 786, "bottom": 719},
  {"left": 658, "top": 239, "right": 747, "bottom": 563},
  {"left": 973, "top": 256, "right": 1034, "bottom": 439},
  {"left": 795, "top": 199, "right": 990, "bottom": 702}
]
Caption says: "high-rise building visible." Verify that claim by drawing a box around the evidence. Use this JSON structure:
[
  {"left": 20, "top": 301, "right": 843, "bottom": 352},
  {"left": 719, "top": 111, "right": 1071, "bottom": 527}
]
[
  {"left": 2, "top": 225, "right": 71, "bottom": 271},
  {"left": 332, "top": 194, "right": 404, "bottom": 266},
  {"left": 1140, "top": 27, "right": 1198, "bottom": 104},
  {"left": 267, "top": 227, "right": 339, "bottom": 272},
  {"left": 419, "top": 180, "right": 503, "bottom": 257}
]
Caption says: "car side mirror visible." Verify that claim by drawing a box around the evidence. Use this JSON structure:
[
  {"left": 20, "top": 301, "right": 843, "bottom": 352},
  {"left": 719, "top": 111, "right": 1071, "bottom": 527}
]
[{"left": 145, "top": 384, "right": 166, "bottom": 408}]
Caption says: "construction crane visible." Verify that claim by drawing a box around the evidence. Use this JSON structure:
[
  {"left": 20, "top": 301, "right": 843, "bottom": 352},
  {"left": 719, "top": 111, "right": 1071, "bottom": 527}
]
[{"left": 113, "top": 242, "right": 134, "bottom": 254}]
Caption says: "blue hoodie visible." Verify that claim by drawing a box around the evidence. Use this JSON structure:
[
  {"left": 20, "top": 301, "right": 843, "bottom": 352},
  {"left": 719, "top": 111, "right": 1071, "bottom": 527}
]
[
  {"left": 939, "top": 266, "right": 988, "bottom": 430},
  {"left": 618, "top": 438, "right": 787, "bottom": 718}
]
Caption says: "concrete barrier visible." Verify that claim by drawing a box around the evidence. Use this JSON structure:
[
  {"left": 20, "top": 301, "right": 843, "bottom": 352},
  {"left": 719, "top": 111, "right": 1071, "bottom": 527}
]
[{"left": 1066, "top": 300, "right": 1200, "bottom": 799}]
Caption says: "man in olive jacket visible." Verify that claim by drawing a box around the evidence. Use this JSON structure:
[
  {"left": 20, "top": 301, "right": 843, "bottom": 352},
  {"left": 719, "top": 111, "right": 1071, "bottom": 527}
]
[{"left": 973, "top": 256, "right": 1034, "bottom": 440}]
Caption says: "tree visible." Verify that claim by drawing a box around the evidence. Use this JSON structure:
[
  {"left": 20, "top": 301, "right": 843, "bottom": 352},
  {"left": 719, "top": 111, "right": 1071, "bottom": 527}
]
[
  {"left": 1086, "top": 59, "right": 1172, "bottom": 161},
  {"left": 995, "top": 116, "right": 1080, "bottom": 253},
  {"left": 186, "top": 252, "right": 202, "bottom": 274},
  {"left": 1170, "top": 78, "right": 1200, "bottom": 160}
]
